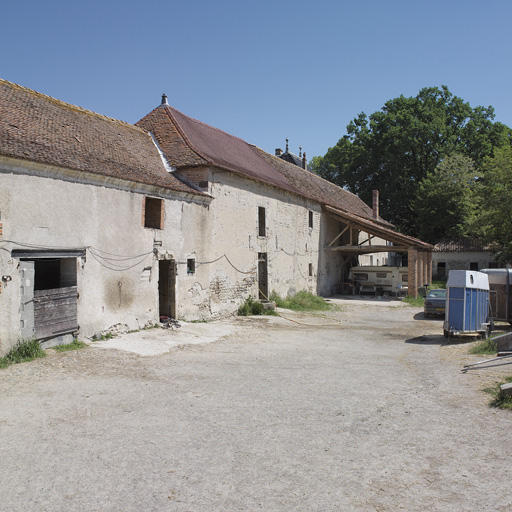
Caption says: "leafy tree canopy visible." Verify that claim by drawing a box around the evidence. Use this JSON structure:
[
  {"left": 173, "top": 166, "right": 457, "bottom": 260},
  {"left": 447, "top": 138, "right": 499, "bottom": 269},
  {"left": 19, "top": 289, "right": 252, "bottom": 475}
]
[
  {"left": 474, "top": 147, "right": 512, "bottom": 265},
  {"left": 412, "top": 154, "right": 478, "bottom": 244},
  {"left": 312, "top": 86, "right": 511, "bottom": 236}
]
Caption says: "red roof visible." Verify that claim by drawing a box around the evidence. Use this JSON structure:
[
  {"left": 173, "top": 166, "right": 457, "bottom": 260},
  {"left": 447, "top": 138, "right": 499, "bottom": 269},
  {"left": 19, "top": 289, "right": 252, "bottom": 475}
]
[
  {"left": 137, "top": 104, "right": 393, "bottom": 226},
  {"left": 0, "top": 79, "right": 202, "bottom": 196}
]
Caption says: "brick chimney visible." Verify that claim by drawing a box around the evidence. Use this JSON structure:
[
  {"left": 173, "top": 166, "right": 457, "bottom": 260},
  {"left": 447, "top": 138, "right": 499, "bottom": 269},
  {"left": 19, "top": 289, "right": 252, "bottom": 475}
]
[
  {"left": 275, "top": 148, "right": 283, "bottom": 156},
  {"left": 372, "top": 190, "right": 379, "bottom": 219}
]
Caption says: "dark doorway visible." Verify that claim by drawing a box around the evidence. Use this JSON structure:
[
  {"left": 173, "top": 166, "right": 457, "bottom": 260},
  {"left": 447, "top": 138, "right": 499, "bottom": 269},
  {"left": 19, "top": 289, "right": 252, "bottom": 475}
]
[
  {"left": 159, "top": 260, "right": 176, "bottom": 319},
  {"left": 258, "top": 252, "right": 268, "bottom": 300}
]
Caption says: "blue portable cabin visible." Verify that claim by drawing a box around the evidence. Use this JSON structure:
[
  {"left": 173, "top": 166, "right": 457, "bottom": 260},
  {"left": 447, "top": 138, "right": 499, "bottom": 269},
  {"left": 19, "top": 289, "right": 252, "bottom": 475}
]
[{"left": 443, "top": 270, "right": 490, "bottom": 338}]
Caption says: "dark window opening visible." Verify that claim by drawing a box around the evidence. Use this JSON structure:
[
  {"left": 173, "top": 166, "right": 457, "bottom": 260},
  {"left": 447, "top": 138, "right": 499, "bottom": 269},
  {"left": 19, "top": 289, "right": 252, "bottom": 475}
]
[
  {"left": 33, "top": 258, "right": 77, "bottom": 291},
  {"left": 470, "top": 262, "right": 479, "bottom": 271},
  {"left": 437, "top": 262, "right": 446, "bottom": 277},
  {"left": 309, "top": 211, "right": 313, "bottom": 229},
  {"left": 258, "top": 207, "right": 266, "bottom": 237},
  {"left": 309, "top": 263, "right": 313, "bottom": 277},
  {"left": 144, "top": 197, "right": 163, "bottom": 229},
  {"left": 187, "top": 258, "right": 196, "bottom": 274}
]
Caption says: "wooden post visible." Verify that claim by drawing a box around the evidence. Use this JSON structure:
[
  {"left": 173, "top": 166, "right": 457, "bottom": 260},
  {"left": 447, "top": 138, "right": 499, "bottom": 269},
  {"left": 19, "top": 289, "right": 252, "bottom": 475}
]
[
  {"left": 427, "top": 251, "right": 432, "bottom": 285},
  {"left": 408, "top": 249, "right": 418, "bottom": 298}
]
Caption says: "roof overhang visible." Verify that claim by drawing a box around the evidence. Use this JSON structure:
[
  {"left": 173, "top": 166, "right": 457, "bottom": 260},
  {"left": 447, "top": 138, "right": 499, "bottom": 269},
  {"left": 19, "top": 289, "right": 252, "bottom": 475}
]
[{"left": 323, "top": 205, "right": 432, "bottom": 252}]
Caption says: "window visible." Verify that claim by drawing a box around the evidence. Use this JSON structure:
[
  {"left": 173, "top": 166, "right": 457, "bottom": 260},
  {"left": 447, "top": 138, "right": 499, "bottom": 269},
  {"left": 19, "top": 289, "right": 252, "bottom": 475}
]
[
  {"left": 437, "top": 262, "right": 446, "bottom": 277},
  {"left": 258, "top": 207, "right": 266, "bottom": 237},
  {"left": 470, "top": 262, "right": 479, "bottom": 271},
  {"left": 187, "top": 258, "right": 196, "bottom": 274},
  {"left": 144, "top": 197, "right": 163, "bottom": 229},
  {"left": 309, "top": 263, "right": 313, "bottom": 277},
  {"left": 309, "top": 211, "right": 313, "bottom": 229}
]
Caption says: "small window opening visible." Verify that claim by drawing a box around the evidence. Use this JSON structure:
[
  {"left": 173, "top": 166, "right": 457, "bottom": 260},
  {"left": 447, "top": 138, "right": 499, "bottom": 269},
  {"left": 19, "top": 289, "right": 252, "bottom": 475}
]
[
  {"left": 309, "top": 263, "right": 313, "bottom": 277},
  {"left": 309, "top": 211, "right": 313, "bottom": 229},
  {"left": 144, "top": 197, "right": 163, "bottom": 229},
  {"left": 187, "top": 258, "right": 196, "bottom": 274},
  {"left": 470, "top": 262, "right": 478, "bottom": 271},
  {"left": 258, "top": 207, "right": 266, "bottom": 237}
]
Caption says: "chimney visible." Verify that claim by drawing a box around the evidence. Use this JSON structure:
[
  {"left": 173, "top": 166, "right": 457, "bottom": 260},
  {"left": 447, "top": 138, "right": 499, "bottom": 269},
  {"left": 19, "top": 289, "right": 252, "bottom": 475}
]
[
  {"left": 161, "top": 93, "right": 169, "bottom": 106},
  {"left": 302, "top": 152, "right": 307, "bottom": 170},
  {"left": 275, "top": 148, "right": 283, "bottom": 156},
  {"left": 372, "top": 190, "right": 379, "bottom": 219}
]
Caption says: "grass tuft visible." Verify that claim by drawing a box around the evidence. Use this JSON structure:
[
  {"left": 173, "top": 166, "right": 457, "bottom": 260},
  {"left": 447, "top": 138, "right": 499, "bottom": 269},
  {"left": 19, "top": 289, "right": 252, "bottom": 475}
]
[
  {"left": 0, "top": 339, "right": 46, "bottom": 369},
  {"left": 484, "top": 376, "right": 512, "bottom": 410},
  {"left": 238, "top": 296, "right": 277, "bottom": 316},
  {"left": 270, "top": 290, "right": 330, "bottom": 311},
  {"left": 402, "top": 295, "right": 425, "bottom": 307},
  {"left": 469, "top": 337, "right": 497, "bottom": 355},
  {"left": 54, "top": 339, "right": 88, "bottom": 352}
]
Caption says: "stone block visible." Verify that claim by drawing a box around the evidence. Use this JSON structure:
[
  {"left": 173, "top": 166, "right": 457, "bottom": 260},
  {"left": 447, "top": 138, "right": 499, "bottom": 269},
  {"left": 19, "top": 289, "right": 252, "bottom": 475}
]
[
  {"left": 495, "top": 332, "right": 512, "bottom": 352},
  {"left": 499, "top": 382, "right": 512, "bottom": 399}
]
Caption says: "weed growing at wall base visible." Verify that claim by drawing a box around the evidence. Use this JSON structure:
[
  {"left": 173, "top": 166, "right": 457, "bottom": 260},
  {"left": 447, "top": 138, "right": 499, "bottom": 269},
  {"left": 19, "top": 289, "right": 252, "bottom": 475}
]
[
  {"left": 238, "top": 297, "right": 277, "bottom": 316},
  {"left": 270, "top": 290, "right": 331, "bottom": 311},
  {"left": 0, "top": 338, "right": 46, "bottom": 369},
  {"left": 54, "top": 339, "right": 88, "bottom": 352}
]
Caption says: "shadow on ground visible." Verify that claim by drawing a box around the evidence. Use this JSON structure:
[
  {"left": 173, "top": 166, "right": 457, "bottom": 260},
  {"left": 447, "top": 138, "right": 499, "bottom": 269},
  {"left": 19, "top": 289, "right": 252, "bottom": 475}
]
[{"left": 405, "top": 334, "right": 472, "bottom": 346}]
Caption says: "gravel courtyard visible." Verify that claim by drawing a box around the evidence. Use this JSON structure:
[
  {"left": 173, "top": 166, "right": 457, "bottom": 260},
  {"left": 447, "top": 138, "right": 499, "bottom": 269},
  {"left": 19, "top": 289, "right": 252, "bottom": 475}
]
[{"left": 1, "top": 298, "right": 511, "bottom": 512}]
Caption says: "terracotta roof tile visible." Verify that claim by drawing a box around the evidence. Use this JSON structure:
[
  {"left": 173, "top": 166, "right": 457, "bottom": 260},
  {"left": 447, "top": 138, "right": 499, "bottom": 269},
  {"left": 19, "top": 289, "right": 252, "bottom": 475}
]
[
  {"left": 136, "top": 103, "right": 394, "bottom": 226},
  {"left": 434, "top": 238, "right": 489, "bottom": 252},
  {"left": 0, "top": 79, "right": 201, "bottom": 195}
]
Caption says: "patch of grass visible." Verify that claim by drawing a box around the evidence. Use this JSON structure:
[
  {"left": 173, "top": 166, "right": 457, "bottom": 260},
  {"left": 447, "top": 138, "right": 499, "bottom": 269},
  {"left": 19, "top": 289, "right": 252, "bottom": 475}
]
[
  {"left": 484, "top": 376, "right": 512, "bottom": 410},
  {"left": 431, "top": 279, "right": 447, "bottom": 289},
  {"left": 238, "top": 296, "right": 277, "bottom": 316},
  {"left": 0, "top": 338, "right": 46, "bottom": 369},
  {"left": 269, "top": 290, "right": 330, "bottom": 311},
  {"left": 402, "top": 295, "right": 425, "bottom": 307},
  {"left": 54, "top": 339, "right": 87, "bottom": 352},
  {"left": 469, "top": 337, "right": 497, "bottom": 355}
]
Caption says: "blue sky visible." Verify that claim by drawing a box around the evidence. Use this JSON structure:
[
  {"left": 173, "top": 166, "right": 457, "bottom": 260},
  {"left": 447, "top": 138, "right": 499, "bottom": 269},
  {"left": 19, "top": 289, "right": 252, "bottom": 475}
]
[{"left": 2, "top": 0, "right": 511, "bottom": 160}]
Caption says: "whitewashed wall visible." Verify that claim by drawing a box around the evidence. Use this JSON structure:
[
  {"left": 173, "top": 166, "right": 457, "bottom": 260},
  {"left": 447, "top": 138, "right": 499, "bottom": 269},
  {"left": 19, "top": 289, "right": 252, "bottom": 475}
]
[
  {"left": 177, "top": 167, "right": 327, "bottom": 316},
  {"left": 0, "top": 157, "right": 209, "bottom": 354}
]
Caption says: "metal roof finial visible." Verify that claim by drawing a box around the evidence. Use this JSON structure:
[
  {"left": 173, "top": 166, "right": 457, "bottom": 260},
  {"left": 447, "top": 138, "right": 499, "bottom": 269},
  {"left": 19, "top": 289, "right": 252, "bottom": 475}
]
[
  {"left": 299, "top": 146, "right": 302, "bottom": 157},
  {"left": 285, "top": 138, "right": 289, "bottom": 153},
  {"left": 161, "top": 93, "right": 169, "bottom": 106}
]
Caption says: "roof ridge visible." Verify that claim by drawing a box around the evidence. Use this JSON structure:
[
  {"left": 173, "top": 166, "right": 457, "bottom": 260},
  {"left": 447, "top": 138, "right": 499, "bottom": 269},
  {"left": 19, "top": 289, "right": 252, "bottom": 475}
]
[
  {"left": 166, "top": 104, "right": 256, "bottom": 148},
  {"left": 161, "top": 105, "right": 213, "bottom": 165},
  {"left": 0, "top": 78, "right": 148, "bottom": 135}
]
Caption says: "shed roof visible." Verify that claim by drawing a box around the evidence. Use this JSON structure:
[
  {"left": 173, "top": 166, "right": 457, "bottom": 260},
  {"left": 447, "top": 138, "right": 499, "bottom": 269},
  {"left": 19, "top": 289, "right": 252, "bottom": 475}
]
[{"left": 0, "top": 79, "right": 201, "bottom": 195}]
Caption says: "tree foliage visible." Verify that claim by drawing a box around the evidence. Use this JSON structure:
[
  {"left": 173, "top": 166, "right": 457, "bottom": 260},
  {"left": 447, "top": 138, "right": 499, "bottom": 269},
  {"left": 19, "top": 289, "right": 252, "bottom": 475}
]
[
  {"left": 474, "top": 147, "right": 512, "bottom": 265},
  {"left": 312, "top": 86, "right": 511, "bottom": 236},
  {"left": 412, "top": 154, "right": 478, "bottom": 244}
]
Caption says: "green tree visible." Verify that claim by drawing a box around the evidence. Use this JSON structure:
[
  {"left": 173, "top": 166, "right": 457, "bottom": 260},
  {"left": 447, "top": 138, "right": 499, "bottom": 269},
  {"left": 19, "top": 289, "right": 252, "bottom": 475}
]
[
  {"left": 475, "top": 147, "right": 512, "bottom": 265},
  {"left": 312, "top": 86, "right": 511, "bottom": 236},
  {"left": 412, "top": 154, "right": 478, "bottom": 244}
]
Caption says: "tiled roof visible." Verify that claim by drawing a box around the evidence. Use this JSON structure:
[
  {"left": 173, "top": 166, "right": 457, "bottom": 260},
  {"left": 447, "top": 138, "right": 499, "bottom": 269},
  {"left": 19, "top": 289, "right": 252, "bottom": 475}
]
[
  {"left": 0, "top": 79, "right": 201, "bottom": 195},
  {"left": 434, "top": 238, "right": 489, "bottom": 252},
  {"left": 137, "top": 103, "right": 393, "bottom": 226},
  {"left": 137, "top": 105, "right": 295, "bottom": 193},
  {"left": 256, "top": 148, "right": 394, "bottom": 226}
]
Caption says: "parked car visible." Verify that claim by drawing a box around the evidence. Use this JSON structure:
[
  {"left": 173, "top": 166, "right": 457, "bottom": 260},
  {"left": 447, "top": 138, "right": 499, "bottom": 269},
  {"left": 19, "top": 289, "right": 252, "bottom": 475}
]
[{"left": 424, "top": 289, "right": 446, "bottom": 318}]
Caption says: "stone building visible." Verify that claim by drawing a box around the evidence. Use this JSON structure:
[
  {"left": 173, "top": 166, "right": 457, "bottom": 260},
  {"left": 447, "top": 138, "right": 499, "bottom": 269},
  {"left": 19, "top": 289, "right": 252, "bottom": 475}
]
[
  {"left": 432, "top": 239, "right": 497, "bottom": 277},
  {"left": 0, "top": 80, "right": 432, "bottom": 354}
]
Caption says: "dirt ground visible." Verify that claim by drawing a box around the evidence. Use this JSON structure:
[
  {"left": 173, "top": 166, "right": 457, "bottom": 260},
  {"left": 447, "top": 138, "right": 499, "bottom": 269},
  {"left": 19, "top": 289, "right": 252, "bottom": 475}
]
[{"left": 1, "top": 297, "right": 511, "bottom": 512}]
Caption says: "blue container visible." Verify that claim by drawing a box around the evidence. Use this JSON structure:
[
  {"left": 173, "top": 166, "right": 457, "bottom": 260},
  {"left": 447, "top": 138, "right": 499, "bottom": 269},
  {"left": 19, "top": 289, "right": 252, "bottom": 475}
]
[{"left": 443, "top": 271, "right": 490, "bottom": 338}]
